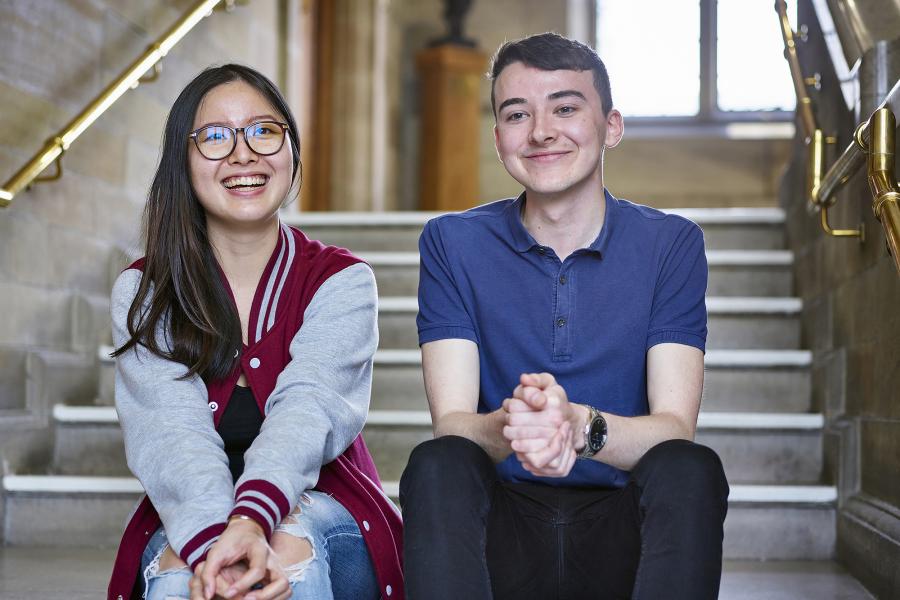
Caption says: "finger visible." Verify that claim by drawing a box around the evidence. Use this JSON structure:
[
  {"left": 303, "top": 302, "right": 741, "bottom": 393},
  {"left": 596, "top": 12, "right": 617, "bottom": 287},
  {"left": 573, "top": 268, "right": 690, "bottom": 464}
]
[
  {"left": 227, "top": 544, "right": 268, "bottom": 597},
  {"left": 503, "top": 424, "right": 557, "bottom": 440},
  {"left": 507, "top": 409, "right": 564, "bottom": 428},
  {"left": 521, "top": 372, "right": 556, "bottom": 390},
  {"left": 510, "top": 437, "right": 554, "bottom": 453},
  {"left": 503, "top": 397, "right": 533, "bottom": 414},
  {"left": 189, "top": 569, "right": 207, "bottom": 600},
  {"left": 525, "top": 429, "right": 565, "bottom": 468},
  {"left": 522, "top": 387, "right": 547, "bottom": 409},
  {"left": 247, "top": 575, "right": 290, "bottom": 600}
]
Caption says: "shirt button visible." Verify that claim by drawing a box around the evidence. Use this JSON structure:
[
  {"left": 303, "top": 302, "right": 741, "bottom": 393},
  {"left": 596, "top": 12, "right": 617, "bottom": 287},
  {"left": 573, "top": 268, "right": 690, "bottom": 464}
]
[
  {"left": 557, "top": 318, "right": 566, "bottom": 327},
  {"left": 208, "top": 401, "right": 219, "bottom": 411},
  {"left": 559, "top": 275, "right": 567, "bottom": 285},
  {"left": 386, "top": 585, "right": 393, "bottom": 596},
  {"left": 249, "top": 357, "right": 261, "bottom": 369},
  {"left": 537, "top": 247, "right": 546, "bottom": 255},
  {"left": 362, "top": 520, "right": 370, "bottom": 531}
]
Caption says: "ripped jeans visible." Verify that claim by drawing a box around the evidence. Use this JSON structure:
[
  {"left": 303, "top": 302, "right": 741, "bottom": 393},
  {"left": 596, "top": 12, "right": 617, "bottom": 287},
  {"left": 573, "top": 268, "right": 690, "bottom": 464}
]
[{"left": 140, "top": 491, "right": 379, "bottom": 600}]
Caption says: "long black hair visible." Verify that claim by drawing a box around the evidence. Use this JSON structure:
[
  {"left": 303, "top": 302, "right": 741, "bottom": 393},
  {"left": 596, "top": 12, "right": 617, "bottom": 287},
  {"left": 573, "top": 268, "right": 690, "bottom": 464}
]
[{"left": 112, "top": 64, "right": 301, "bottom": 380}]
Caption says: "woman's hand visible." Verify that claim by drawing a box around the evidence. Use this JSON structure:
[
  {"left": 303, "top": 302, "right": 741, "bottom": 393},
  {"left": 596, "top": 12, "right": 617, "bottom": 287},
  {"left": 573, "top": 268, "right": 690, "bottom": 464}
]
[{"left": 190, "top": 519, "right": 291, "bottom": 600}]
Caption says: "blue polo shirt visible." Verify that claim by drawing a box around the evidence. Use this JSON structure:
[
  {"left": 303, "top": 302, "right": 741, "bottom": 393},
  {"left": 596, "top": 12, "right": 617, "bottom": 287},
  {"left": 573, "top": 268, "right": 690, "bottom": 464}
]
[{"left": 417, "top": 189, "right": 708, "bottom": 488}]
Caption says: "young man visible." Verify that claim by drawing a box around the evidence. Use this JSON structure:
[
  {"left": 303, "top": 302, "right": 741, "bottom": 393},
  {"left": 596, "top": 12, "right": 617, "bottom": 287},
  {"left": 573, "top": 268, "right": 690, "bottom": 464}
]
[{"left": 399, "top": 32, "right": 729, "bottom": 600}]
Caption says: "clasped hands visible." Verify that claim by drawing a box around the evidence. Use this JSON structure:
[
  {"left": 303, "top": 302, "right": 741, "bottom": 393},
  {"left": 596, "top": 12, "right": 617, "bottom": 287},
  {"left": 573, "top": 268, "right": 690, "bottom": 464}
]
[
  {"left": 502, "top": 372, "right": 589, "bottom": 478},
  {"left": 189, "top": 518, "right": 292, "bottom": 600}
]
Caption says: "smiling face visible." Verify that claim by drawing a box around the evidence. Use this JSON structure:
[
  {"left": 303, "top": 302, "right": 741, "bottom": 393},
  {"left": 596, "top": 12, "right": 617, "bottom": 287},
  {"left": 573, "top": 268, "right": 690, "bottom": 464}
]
[
  {"left": 493, "top": 62, "right": 623, "bottom": 200},
  {"left": 188, "top": 79, "right": 293, "bottom": 233}
]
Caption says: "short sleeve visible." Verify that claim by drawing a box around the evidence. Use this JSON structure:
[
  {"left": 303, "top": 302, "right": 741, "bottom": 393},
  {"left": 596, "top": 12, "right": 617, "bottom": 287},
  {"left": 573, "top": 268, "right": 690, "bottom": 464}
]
[
  {"left": 646, "top": 220, "right": 708, "bottom": 352},
  {"left": 416, "top": 218, "right": 479, "bottom": 345}
]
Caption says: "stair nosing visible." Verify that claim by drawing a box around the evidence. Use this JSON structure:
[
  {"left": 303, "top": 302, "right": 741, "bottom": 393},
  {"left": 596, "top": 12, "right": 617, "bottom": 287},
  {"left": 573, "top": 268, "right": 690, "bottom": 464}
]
[
  {"left": 280, "top": 208, "right": 786, "bottom": 227},
  {"left": 2, "top": 475, "right": 837, "bottom": 505},
  {"left": 379, "top": 296, "right": 804, "bottom": 315},
  {"left": 359, "top": 250, "right": 795, "bottom": 267},
  {"left": 54, "top": 404, "right": 825, "bottom": 431}
]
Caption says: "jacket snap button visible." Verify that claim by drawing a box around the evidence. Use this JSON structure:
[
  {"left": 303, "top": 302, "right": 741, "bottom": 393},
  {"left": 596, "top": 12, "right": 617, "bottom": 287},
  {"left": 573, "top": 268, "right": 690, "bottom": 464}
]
[
  {"left": 249, "top": 357, "right": 261, "bottom": 369},
  {"left": 362, "top": 520, "right": 370, "bottom": 531},
  {"left": 209, "top": 401, "right": 219, "bottom": 411},
  {"left": 386, "top": 585, "right": 392, "bottom": 596}
]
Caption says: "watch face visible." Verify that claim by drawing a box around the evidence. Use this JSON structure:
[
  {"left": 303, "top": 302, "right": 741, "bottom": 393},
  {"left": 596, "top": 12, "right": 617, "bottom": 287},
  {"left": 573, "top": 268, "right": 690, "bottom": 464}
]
[{"left": 588, "top": 418, "right": 607, "bottom": 452}]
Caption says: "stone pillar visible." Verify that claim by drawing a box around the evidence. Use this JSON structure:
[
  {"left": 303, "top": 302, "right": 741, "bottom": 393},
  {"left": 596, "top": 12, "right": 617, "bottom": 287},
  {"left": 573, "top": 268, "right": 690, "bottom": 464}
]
[{"left": 416, "top": 44, "right": 486, "bottom": 211}]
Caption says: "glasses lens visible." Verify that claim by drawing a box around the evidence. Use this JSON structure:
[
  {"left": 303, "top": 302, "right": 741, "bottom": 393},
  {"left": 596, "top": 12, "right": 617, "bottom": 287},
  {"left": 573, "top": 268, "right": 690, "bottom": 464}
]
[
  {"left": 246, "top": 122, "right": 285, "bottom": 155},
  {"left": 196, "top": 126, "right": 234, "bottom": 159}
]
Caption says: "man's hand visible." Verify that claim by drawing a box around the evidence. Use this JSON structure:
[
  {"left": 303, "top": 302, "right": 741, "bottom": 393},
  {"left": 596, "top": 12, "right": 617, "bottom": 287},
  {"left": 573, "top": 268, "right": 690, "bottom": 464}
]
[
  {"left": 190, "top": 519, "right": 290, "bottom": 600},
  {"left": 502, "top": 373, "right": 588, "bottom": 478}
]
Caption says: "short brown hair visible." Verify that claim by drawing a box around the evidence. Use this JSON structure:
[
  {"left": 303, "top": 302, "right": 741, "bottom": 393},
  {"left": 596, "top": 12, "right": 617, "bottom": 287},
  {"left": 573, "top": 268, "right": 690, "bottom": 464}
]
[{"left": 488, "top": 32, "right": 613, "bottom": 116}]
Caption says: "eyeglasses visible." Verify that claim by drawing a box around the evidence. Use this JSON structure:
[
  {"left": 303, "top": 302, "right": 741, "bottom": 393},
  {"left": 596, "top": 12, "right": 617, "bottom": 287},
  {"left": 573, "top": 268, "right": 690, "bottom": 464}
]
[{"left": 188, "top": 121, "right": 290, "bottom": 160}]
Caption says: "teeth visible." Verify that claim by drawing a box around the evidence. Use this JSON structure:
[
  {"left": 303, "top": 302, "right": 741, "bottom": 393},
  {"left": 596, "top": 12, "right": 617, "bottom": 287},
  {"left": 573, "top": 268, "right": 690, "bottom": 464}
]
[{"left": 223, "top": 175, "right": 267, "bottom": 189}]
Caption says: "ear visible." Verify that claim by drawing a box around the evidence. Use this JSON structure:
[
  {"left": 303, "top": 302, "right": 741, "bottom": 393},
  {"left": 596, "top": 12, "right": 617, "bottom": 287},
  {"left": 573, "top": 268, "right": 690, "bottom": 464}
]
[{"left": 603, "top": 108, "right": 624, "bottom": 149}]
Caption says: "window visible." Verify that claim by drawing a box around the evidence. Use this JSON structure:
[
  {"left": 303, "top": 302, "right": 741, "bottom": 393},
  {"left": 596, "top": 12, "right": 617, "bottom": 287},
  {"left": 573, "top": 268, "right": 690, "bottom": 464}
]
[{"left": 595, "top": 0, "right": 796, "bottom": 118}]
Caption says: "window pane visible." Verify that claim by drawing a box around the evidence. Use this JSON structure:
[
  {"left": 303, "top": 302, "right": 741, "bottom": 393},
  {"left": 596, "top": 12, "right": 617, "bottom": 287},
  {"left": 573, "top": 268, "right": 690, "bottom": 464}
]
[
  {"left": 596, "top": 0, "right": 700, "bottom": 117},
  {"left": 717, "top": 0, "right": 796, "bottom": 112}
]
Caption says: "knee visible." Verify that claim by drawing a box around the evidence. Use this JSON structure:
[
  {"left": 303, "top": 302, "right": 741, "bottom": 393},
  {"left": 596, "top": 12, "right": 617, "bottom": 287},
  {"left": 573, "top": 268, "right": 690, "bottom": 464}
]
[
  {"left": 636, "top": 439, "right": 729, "bottom": 505},
  {"left": 400, "top": 436, "right": 492, "bottom": 502}
]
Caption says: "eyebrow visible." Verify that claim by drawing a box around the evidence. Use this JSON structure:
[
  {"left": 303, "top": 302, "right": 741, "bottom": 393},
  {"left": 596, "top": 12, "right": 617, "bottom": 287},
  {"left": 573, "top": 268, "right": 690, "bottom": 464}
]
[
  {"left": 497, "top": 90, "right": 588, "bottom": 113},
  {"left": 197, "top": 114, "right": 281, "bottom": 129}
]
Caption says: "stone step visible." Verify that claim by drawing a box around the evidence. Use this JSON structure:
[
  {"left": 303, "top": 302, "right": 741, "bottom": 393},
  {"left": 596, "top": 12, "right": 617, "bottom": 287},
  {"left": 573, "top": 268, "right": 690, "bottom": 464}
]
[
  {"left": 1, "top": 474, "right": 836, "bottom": 559},
  {"left": 51, "top": 405, "right": 823, "bottom": 486},
  {"left": 377, "top": 296, "right": 803, "bottom": 350},
  {"left": 282, "top": 208, "right": 787, "bottom": 252},
  {"left": 359, "top": 250, "right": 794, "bottom": 297},
  {"left": 96, "top": 347, "right": 812, "bottom": 413}
]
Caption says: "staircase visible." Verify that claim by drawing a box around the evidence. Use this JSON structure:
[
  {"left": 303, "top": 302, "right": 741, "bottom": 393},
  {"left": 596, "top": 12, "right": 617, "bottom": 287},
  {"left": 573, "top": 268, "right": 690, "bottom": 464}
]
[{"left": 0, "top": 208, "right": 875, "bottom": 596}]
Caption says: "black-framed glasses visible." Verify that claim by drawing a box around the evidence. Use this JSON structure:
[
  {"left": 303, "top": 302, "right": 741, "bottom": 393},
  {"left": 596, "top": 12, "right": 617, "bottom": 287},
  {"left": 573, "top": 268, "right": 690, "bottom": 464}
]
[{"left": 188, "top": 121, "right": 289, "bottom": 160}]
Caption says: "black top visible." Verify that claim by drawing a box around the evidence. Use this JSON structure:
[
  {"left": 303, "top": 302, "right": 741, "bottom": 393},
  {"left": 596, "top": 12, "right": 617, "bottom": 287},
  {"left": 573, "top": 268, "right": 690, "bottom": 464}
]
[{"left": 219, "top": 385, "right": 264, "bottom": 482}]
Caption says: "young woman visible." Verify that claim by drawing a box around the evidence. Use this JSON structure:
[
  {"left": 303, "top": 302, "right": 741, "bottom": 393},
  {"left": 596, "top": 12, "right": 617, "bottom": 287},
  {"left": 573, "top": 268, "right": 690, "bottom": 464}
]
[{"left": 106, "top": 64, "right": 402, "bottom": 600}]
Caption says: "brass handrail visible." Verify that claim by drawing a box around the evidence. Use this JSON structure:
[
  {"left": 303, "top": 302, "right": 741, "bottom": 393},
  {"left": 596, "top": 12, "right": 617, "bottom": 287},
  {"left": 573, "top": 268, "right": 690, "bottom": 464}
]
[
  {"left": 868, "top": 108, "right": 900, "bottom": 275},
  {"left": 776, "top": 0, "right": 817, "bottom": 139},
  {"left": 776, "top": 0, "right": 862, "bottom": 239},
  {"left": 0, "top": 0, "right": 238, "bottom": 208}
]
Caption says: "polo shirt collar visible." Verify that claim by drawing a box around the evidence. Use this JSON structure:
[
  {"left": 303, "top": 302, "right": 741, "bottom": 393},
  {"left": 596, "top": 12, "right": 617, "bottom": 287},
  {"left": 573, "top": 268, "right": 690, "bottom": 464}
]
[{"left": 505, "top": 189, "right": 619, "bottom": 255}]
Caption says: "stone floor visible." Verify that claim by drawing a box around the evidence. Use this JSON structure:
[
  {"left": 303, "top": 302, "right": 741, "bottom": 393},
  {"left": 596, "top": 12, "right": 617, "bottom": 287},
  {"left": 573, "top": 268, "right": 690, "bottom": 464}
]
[{"left": 0, "top": 547, "right": 876, "bottom": 599}]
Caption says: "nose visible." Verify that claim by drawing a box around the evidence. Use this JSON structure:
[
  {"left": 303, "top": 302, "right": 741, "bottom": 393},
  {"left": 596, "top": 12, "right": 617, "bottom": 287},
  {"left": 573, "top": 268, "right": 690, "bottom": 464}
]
[
  {"left": 228, "top": 129, "right": 258, "bottom": 164},
  {"left": 529, "top": 111, "right": 557, "bottom": 145}
]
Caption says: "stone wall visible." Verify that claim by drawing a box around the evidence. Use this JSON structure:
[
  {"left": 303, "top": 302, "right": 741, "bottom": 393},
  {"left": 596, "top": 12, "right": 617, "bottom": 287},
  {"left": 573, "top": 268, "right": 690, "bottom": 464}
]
[
  {"left": 784, "top": 2, "right": 900, "bottom": 596},
  {"left": 0, "top": 1, "right": 281, "bottom": 476}
]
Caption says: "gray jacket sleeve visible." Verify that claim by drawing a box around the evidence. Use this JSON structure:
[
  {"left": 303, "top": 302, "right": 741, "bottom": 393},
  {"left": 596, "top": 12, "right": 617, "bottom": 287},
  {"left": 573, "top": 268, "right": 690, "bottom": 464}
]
[
  {"left": 111, "top": 268, "right": 233, "bottom": 565},
  {"left": 234, "top": 262, "right": 378, "bottom": 528}
]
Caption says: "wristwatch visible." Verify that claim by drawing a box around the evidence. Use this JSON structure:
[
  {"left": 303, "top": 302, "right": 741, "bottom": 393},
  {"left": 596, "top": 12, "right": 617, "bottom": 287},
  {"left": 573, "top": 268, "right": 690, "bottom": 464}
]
[{"left": 578, "top": 405, "right": 608, "bottom": 459}]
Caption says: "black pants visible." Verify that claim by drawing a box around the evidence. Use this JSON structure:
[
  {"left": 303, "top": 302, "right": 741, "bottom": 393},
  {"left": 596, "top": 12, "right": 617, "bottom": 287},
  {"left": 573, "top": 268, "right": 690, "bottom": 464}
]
[{"left": 399, "top": 436, "right": 729, "bottom": 600}]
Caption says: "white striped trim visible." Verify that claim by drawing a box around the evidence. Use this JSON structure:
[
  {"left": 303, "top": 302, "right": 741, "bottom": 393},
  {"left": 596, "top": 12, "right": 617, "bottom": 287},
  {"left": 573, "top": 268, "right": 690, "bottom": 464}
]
[
  {"left": 705, "top": 350, "right": 812, "bottom": 368},
  {"left": 707, "top": 250, "right": 794, "bottom": 266},
  {"left": 266, "top": 223, "right": 296, "bottom": 334},
  {"left": 2, "top": 475, "right": 143, "bottom": 494},
  {"left": 706, "top": 297, "right": 802, "bottom": 314},
  {"left": 186, "top": 536, "right": 219, "bottom": 568},
  {"left": 232, "top": 500, "right": 276, "bottom": 533},
  {"left": 281, "top": 208, "right": 786, "bottom": 227},
  {"left": 374, "top": 349, "right": 812, "bottom": 368},
  {"left": 238, "top": 488, "right": 283, "bottom": 523},
  {"left": 729, "top": 485, "right": 837, "bottom": 503},
  {"left": 378, "top": 296, "right": 803, "bottom": 315},
  {"left": 255, "top": 227, "right": 288, "bottom": 343}
]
